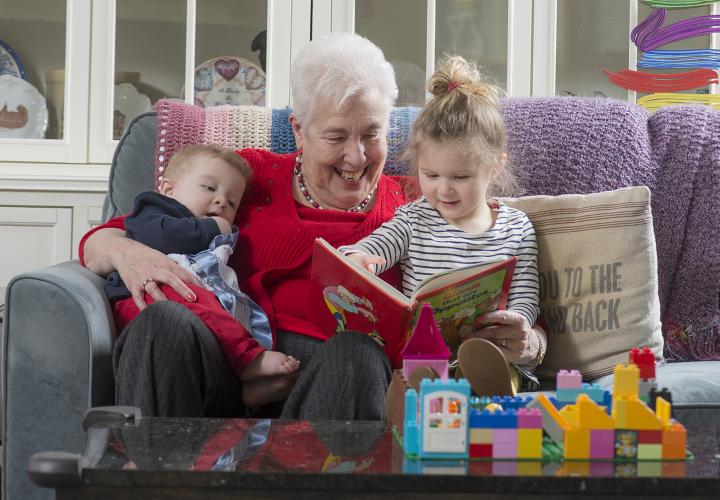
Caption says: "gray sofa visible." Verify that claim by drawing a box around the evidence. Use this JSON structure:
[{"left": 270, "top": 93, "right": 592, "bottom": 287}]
[{"left": 4, "top": 98, "right": 720, "bottom": 500}]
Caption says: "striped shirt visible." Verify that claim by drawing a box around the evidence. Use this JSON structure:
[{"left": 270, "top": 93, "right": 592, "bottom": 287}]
[{"left": 340, "top": 197, "right": 540, "bottom": 326}]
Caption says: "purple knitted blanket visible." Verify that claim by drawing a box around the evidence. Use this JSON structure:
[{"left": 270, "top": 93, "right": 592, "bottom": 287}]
[{"left": 502, "top": 97, "right": 720, "bottom": 360}]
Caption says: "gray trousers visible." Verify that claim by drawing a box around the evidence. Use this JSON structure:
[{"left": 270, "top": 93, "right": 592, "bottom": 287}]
[{"left": 113, "top": 301, "right": 391, "bottom": 420}]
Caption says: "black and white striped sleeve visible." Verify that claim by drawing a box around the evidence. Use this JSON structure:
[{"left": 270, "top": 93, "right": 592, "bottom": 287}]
[{"left": 506, "top": 214, "right": 540, "bottom": 326}]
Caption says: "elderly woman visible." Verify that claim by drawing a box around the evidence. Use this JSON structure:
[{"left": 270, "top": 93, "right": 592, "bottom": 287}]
[{"left": 81, "top": 33, "right": 546, "bottom": 420}]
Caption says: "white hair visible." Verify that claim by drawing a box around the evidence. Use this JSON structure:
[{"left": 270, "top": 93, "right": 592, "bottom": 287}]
[{"left": 291, "top": 32, "right": 398, "bottom": 126}]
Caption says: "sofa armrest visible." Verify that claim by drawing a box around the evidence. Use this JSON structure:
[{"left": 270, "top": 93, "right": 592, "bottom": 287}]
[{"left": 2, "top": 261, "right": 117, "bottom": 500}]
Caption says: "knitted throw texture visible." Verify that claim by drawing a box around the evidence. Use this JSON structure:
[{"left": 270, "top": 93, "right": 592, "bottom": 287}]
[{"left": 154, "top": 98, "right": 720, "bottom": 361}]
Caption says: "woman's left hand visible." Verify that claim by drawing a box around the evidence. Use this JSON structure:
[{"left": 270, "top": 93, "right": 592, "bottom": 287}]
[{"left": 461, "top": 310, "right": 540, "bottom": 366}]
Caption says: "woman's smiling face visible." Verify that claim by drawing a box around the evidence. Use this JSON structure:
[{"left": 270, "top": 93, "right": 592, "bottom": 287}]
[{"left": 290, "top": 91, "right": 388, "bottom": 211}]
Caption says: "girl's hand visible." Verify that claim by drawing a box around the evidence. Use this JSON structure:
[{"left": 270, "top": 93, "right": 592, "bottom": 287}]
[
  {"left": 346, "top": 252, "right": 387, "bottom": 274},
  {"left": 113, "top": 237, "right": 198, "bottom": 310},
  {"left": 461, "top": 309, "right": 542, "bottom": 366}
]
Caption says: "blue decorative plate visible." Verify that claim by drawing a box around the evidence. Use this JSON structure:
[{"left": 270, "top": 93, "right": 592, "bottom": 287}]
[{"left": 0, "top": 38, "right": 26, "bottom": 80}]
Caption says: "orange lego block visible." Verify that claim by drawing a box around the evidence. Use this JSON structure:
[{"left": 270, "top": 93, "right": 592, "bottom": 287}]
[
  {"left": 613, "top": 364, "right": 639, "bottom": 400},
  {"left": 662, "top": 423, "right": 686, "bottom": 460},
  {"left": 528, "top": 393, "right": 570, "bottom": 444},
  {"left": 576, "top": 394, "right": 615, "bottom": 429},
  {"left": 517, "top": 428, "right": 543, "bottom": 459},
  {"left": 613, "top": 396, "right": 663, "bottom": 430},
  {"left": 564, "top": 428, "right": 591, "bottom": 460}
]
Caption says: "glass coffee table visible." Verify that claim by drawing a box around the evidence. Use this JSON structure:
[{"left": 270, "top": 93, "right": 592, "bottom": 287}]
[{"left": 29, "top": 407, "right": 720, "bottom": 499}]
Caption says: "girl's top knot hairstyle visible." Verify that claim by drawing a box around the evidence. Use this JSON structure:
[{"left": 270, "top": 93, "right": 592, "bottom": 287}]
[{"left": 408, "top": 54, "right": 518, "bottom": 197}]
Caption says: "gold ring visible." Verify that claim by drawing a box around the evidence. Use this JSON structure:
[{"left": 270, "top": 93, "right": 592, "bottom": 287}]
[{"left": 140, "top": 277, "right": 155, "bottom": 288}]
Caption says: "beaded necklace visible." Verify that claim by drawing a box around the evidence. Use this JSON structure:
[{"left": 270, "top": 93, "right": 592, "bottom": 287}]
[{"left": 293, "top": 155, "right": 375, "bottom": 213}]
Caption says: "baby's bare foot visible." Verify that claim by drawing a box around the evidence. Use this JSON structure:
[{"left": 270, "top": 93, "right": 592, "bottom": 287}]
[
  {"left": 242, "top": 375, "right": 296, "bottom": 406},
  {"left": 241, "top": 351, "right": 300, "bottom": 381}
]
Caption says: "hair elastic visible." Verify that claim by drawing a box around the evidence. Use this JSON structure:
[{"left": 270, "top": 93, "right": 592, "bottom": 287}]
[{"left": 447, "top": 80, "right": 459, "bottom": 92}]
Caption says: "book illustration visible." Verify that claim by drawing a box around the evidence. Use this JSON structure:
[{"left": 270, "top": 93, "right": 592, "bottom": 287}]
[
  {"left": 310, "top": 238, "right": 515, "bottom": 367},
  {"left": 322, "top": 285, "right": 384, "bottom": 347}
]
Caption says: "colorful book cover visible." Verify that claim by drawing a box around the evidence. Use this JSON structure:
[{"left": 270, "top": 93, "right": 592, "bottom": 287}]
[{"left": 309, "top": 238, "right": 516, "bottom": 367}]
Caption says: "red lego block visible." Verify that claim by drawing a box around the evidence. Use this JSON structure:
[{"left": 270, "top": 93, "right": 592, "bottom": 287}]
[
  {"left": 629, "top": 347, "right": 655, "bottom": 380},
  {"left": 470, "top": 444, "right": 492, "bottom": 458},
  {"left": 637, "top": 430, "right": 662, "bottom": 444}
]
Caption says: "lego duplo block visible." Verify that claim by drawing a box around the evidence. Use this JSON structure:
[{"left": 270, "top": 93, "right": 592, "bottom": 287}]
[
  {"left": 528, "top": 393, "right": 569, "bottom": 444},
  {"left": 469, "top": 428, "right": 492, "bottom": 444},
  {"left": 469, "top": 443, "right": 492, "bottom": 458},
  {"left": 661, "top": 423, "right": 686, "bottom": 460},
  {"left": 589, "top": 429, "right": 614, "bottom": 459},
  {"left": 517, "top": 428, "right": 543, "bottom": 459},
  {"left": 576, "top": 394, "right": 615, "bottom": 429},
  {"left": 492, "top": 441, "right": 517, "bottom": 459},
  {"left": 469, "top": 409, "right": 517, "bottom": 428},
  {"left": 490, "top": 395, "right": 532, "bottom": 410},
  {"left": 517, "top": 407, "right": 542, "bottom": 428},
  {"left": 614, "top": 430, "right": 638, "bottom": 459},
  {"left": 494, "top": 428, "right": 518, "bottom": 444},
  {"left": 559, "top": 404, "right": 578, "bottom": 427},
  {"left": 579, "top": 383, "right": 605, "bottom": 403},
  {"left": 556, "top": 387, "right": 581, "bottom": 403},
  {"left": 556, "top": 369, "right": 582, "bottom": 389},
  {"left": 629, "top": 347, "right": 656, "bottom": 380},
  {"left": 613, "top": 364, "right": 639, "bottom": 400},
  {"left": 548, "top": 396, "right": 569, "bottom": 410},
  {"left": 613, "top": 396, "right": 663, "bottom": 430},
  {"left": 655, "top": 397, "right": 671, "bottom": 426},
  {"left": 564, "top": 428, "right": 591, "bottom": 460},
  {"left": 637, "top": 443, "right": 662, "bottom": 460},
  {"left": 637, "top": 430, "right": 662, "bottom": 444}
]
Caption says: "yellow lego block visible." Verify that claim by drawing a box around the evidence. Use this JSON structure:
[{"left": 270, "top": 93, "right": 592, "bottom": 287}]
[
  {"left": 613, "top": 395, "right": 663, "bottom": 430},
  {"left": 470, "top": 428, "right": 493, "bottom": 444},
  {"left": 637, "top": 443, "right": 662, "bottom": 460},
  {"left": 613, "top": 364, "right": 639, "bottom": 400},
  {"left": 564, "top": 428, "right": 590, "bottom": 460},
  {"left": 576, "top": 394, "right": 615, "bottom": 429},
  {"left": 517, "top": 428, "right": 543, "bottom": 459},
  {"left": 655, "top": 397, "right": 671, "bottom": 425},
  {"left": 559, "top": 405, "right": 578, "bottom": 427}
]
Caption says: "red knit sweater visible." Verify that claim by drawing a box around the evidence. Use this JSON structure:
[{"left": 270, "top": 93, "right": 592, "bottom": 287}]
[{"left": 80, "top": 150, "right": 408, "bottom": 349}]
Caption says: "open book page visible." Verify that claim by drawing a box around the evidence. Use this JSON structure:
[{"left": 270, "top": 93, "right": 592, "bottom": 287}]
[{"left": 409, "top": 257, "right": 516, "bottom": 359}]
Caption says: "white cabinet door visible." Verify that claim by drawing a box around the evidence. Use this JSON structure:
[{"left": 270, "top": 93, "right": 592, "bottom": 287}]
[
  {"left": 0, "top": 206, "right": 72, "bottom": 286},
  {"left": 0, "top": 0, "right": 90, "bottom": 163},
  {"left": 89, "top": 0, "right": 303, "bottom": 164},
  {"left": 321, "top": 0, "right": 533, "bottom": 101}
]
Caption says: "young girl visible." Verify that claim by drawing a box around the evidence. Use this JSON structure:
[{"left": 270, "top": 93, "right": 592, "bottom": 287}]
[{"left": 340, "top": 55, "right": 540, "bottom": 396}]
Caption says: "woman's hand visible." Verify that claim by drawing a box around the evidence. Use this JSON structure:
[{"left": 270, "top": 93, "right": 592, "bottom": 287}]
[
  {"left": 346, "top": 252, "right": 386, "bottom": 273},
  {"left": 461, "top": 310, "right": 544, "bottom": 366},
  {"left": 84, "top": 228, "right": 197, "bottom": 310}
]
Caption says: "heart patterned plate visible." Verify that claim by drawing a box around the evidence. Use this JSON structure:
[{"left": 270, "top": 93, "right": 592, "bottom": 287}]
[{"left": 193, "top": 56, "right": 266, "bottom": 108}]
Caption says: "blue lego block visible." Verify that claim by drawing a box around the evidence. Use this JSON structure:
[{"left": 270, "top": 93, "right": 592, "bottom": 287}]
[
  {"left": 468, "top": 409, "right": 517, "bottom": 428},
  {"left": 556, "top": 387, "right": 581, "bottom": 403},
  {"left": 490, "top": 395, "right": 532, "bottom": 410},
  {"left": 548, "top": 396, "right": 570, "bottom": 410},
  {"left": 580, "top": 383, "right": 605, "bottom": 403}
]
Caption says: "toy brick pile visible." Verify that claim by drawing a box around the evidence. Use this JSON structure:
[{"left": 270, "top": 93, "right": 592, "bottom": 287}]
[{"left": 393, "top": 305, "right": 687, "bottom": 462}]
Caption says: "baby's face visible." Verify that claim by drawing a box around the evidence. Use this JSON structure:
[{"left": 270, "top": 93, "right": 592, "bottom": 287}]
[{"left": 162, "top": 155, "right": 247, "bottom": 225}]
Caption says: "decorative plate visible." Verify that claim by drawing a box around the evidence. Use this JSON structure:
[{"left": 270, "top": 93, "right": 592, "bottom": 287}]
[
  {"left": 114, "top": 82, "right": 151, "bottom": 139},
  {"left": 0, "top": 38, "right": 26, "bottom": 80},
  {"left": 0, "top": 75, "right": 47, "bottom": 139},
  {"left": 193, "top": 56, "right": 266, "bottom": 108}
]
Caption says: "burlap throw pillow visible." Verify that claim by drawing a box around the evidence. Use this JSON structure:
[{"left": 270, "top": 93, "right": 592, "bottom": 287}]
[{"left": 500, "top": 186, "right": 664, "bottom": 380}]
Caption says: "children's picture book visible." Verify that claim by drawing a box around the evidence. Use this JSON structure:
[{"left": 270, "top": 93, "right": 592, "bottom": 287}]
[{"left": 309, "top": 238, "right": 516, "bottom": 367}]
